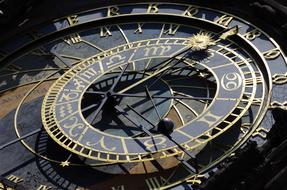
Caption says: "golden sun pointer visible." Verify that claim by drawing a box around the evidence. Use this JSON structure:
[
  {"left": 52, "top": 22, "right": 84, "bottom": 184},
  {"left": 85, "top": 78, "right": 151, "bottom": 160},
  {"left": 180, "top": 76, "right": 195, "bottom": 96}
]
[{"left": 188, "top": 32, "right": 215, "bottom": 50}]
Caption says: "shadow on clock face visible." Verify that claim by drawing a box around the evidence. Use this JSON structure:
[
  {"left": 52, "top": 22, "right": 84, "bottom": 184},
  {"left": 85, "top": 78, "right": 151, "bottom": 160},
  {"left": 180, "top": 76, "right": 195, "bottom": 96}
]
[{"left": 34, "top": 130, "right": 190, "bottom": 190}]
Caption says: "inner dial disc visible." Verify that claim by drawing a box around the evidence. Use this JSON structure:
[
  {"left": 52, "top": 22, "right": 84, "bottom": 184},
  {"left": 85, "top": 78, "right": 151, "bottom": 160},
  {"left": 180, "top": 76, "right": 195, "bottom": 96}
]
[{"left": 81, "top": 67, "right": 174, "bottom": 138}]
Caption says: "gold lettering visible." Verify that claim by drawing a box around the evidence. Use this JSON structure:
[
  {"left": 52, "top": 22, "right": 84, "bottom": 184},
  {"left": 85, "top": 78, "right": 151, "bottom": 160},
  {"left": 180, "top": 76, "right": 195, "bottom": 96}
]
[
  {"left": 163, "top": 24, "right": 180, "bottom": 35},
  {"left": 144, "top": 46, "right": 172, "bottom": 57},
  {"left": 7, "top": 175, "right": 23, "bottom": 183},
  {"left": 244, "top": 29, "right": 261, "bottom": 41},
  {"left": 108, "top": 6, "right": 120, "bottom": 17},
  {"left": 183, "top": 6, "right": 198, "bottom": 17},
  {"left": 215, "top": 15, "right": 233, "bottom": 27},
  {"left": 100, "top": 27, "right": 112, "bottom": 37},
  {"left": 145, "top": 176, "right": 169, "bottom": 189},
  {"left": 64, "top": 33, "right": 82, "bottom": 45},
  {"left": 37, "top": 185, "right": 52, "bottom": 190},
  {"left": 147, "top": 3, "right": 159, "bottom": 13},
  {"left": 134, "top": 23, "right": 144, "bottom": 34},
  {"left": 67, "top": 15, "right": 78, "bottom": 26},
  {"left": 263, "top": 48, "right": 280, "bottom": 60},
  {"left": 86, "top": 136, "right": 116, "bottom": 151}
]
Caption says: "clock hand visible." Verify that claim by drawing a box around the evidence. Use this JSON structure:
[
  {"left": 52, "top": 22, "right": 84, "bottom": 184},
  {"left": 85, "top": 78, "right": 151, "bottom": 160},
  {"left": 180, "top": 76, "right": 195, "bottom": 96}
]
[
  {"left": 113, "top": 105, "right": 153, "bottom": 137},
  {"left": 126, "top": 104, "right": 157, "bottom": 128},
  {"left": 170, "top": 137, "right": 198, "bottom": 174},
  {"left": 117, "top": 64, "right": 173, "bottom": 94},
  {"left": 148, "top": 48, "right": 192, "bottom": 89},
  {"left": 86, "top": 63, "right": 131, "bottom": 124},
  {"left": 106, "top": 92, "right": 235, "bottom": 101},
  {"left": 0, "top": 128, "right": 41, "bottom": 150},
  {"left": 157, "top": 118, "right": 199, "bottom": 173},
  {"left": 118, "top": 48, "right": 193, "bottom": 94},
  {"left": 87, "top": 96, "right": 108, "bottom": 125},
  {"left": 124, "top": 88, "right": 199, "bottom": 173},
  {"left": 145, "top": 86, "right": 161, "bottom": 120},
  {"left": 116, "top": 42, "right": 194, "bottom": 94},
  {"left": 216, "top": 25, "right": 239, "bottom": 41},
  {"left": 109, "top": 62, "right": 130, "bottom": 92},
  {"left": 50, "top": 49, "right": 72, "bottom": 69},
  {"left": 126, "top": 105, "right": 199, "bottom": 174},
  {"left": 114, "top": 105, "right": 164, "bottom": 152},
  {"left": 146, "top": 26, "right": 237, "bottom": 75}
]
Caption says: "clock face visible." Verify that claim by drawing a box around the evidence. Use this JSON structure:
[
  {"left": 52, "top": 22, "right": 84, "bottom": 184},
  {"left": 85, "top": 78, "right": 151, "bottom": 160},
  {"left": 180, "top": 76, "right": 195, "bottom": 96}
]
[{"left": 0, "top": 1, "right": 287, "bottom": 190}]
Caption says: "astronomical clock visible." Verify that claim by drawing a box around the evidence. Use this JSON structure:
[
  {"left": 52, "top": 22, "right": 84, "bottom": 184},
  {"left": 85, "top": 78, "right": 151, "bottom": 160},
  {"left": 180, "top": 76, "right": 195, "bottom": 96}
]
[{"left": 0, "top": 0, "right": 287, "bottom": 189}]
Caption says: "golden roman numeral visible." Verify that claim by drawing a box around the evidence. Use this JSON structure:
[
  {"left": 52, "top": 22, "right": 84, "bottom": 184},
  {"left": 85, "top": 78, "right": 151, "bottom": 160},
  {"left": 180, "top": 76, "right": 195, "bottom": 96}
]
[
  {"left": 215, "top": 15, "right": 233, "bottom": 27},
  {"left": 145, "top": 176, "right": 169, "bottom": 190},
  {"left": 7, "top": 175, "right": 23, "bottom": 183},
  {"left": 100, "top": 26, "right": 112, "bottom": 37},
  {"left": 134, "top": 23, "right": 144, "bottom": 34},
  {"left": 163, "top": 24, "right": 180, "bottom": 35},
  {"left": 64, "top": 33, "right": 82, "bottom": 45},
  {"left": 37, "top": 184, "right": 52, "bottom": 190}
]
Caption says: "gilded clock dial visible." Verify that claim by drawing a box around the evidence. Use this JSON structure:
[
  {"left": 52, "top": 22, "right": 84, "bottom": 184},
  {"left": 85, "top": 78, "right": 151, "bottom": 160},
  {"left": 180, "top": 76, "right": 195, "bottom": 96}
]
[{"left": 0, "top": 2, "right": 286, "bottom": 190}]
